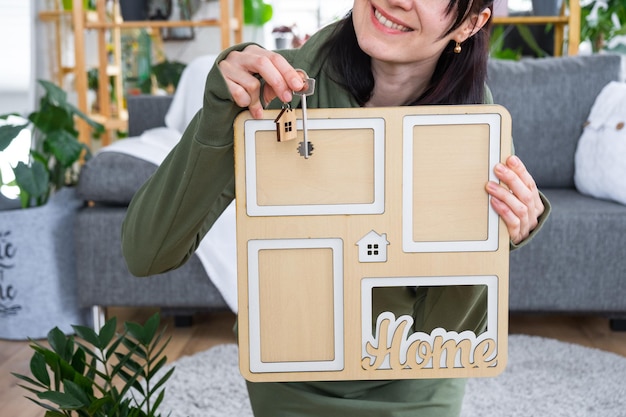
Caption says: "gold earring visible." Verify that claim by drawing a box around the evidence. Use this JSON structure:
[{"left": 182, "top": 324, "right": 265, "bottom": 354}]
[{"left": 454, "top": 41, "right": 462, "bottom": 54}]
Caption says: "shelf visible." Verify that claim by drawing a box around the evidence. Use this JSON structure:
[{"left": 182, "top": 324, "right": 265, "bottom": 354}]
[
  {"left": 39, "top": 0, "right": 243, "bottom": 147},
  {"left": 85, "top": 18, "right": 239, "bottom": 30},
  {"left": 492, "top": 16, "right": 570, "bottom": 25},
  {"left": 491, "top": 1, "right": 581, "bottom": 57},
  {"left": 90, "top": 111, "right": 128, "bottom": 131},
  {"left": 38, "top": 10, "right": 72, "bottom": 21}
]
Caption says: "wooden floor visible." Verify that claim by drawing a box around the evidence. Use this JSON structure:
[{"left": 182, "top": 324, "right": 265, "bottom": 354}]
[{"left": 2, "top": 308, "right": 625, "bottom": 417}]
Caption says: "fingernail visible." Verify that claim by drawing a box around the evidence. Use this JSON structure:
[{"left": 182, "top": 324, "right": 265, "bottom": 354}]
[
  {"left": 495, "top": 163, "right": 506, "bottom": 173},
  {"left": 509, "top": 155, "right": 519, "bottom": 166},
  {"left": 292, "top": 77, "right": 304, "bottom": 89}
]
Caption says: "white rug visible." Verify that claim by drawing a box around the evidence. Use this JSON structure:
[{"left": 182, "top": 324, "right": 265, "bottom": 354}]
[{"left": 158, "top": 335, "right": 626, "bottom": 417}]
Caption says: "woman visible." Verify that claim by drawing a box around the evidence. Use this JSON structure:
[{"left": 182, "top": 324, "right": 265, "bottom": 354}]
[{"left": 122, "top": 1, "right": 549, "bottom": 415}]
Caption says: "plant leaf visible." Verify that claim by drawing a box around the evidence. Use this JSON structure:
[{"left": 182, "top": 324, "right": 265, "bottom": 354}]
[
  {"left": 29, "top": 105, "right": 72, "bottom": 134},
  {"left": 515, "top": 24, "right": 548, "bottom": 57},
  {"left": 11, "top": 372, "right": 48, "bottom": 390},
  {"left": 143, "top": 313, "right": 161, "bottom": 344},
  {"left": 146, "top": 356, "right": 167, "bottom": 380},
  {"left": 38, "top": 79, "right": 68, "bottom": 105},
  {"left": 47, "top": 328, "right": 69, "bottom": 357},
  {"left": 44, "top": 410, "right": 67, "bottom": 417},
  {"left": 70, "top": 346, "right": 86, "bottom": 376},
  {"left": 30, "top": 351, "right": 51, "bottom": 386},
  {"left": 73, "top": 324, "right": 101, "bottom": 348},
  {"left": 87, "top": 396, "right": 112, "bottom": 415},
  {"left": 25, "top": 396, "right": 63, "bottom": 414},
  {"left": 151, "top": 388, "right": 167, "bottom": 416},
  {"left": 13, "top": 160, "right": 49, "bottom": 205},
  {"left": 98, "top": 316, "right": 118, "bottom": 347},
  {"left": 125, "top": 321, "right": 148, "bottom": 346},
  {"left": 0, "top": 123, "right": 29, "bottom": 151},
  {"left": 38, "top": 391, "right": 84, "bottom": 409},
  {"left": 46, "top": 129, "right": 84, "bottom": 167},
  {"left": 149, "top": 367, "right": 175, "bottom": 395},
  {"left": 63, "top": 379, "right": 91, "bottom": 407}
]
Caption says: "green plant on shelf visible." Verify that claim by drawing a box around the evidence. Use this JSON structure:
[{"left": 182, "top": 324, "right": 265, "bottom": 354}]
[{"left": 580, "top": 0, "right": 626, "bottom": 53}]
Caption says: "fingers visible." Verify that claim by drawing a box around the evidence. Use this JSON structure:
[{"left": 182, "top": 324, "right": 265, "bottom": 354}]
[
  {"left": 486, "top": 155, "right": 545, "bottom": 244},
  {"left": 218, "top": 46, "right": 305, "bottom": 119}
]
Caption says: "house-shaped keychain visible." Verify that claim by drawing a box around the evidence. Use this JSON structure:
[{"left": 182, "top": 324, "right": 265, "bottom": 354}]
[{"left": 274, "top": 104, "right": 297, "bottom": 142}]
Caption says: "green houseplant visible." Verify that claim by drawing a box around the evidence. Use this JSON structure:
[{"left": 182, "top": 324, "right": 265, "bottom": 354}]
[
  {"left": 0, "top": 79, "right": 104, "bottom": 341},
  {"left": 243, "top": 0, "right": 273, "bottom": 26},
  {"left": 0, "top": 79, "right": 103, "bottom": 208},
  {"left": 12, "top": 312, "right": 175, "bottom": 417},
  {"left": 580, "top": 0, "right": 626, "bottom": 53}
]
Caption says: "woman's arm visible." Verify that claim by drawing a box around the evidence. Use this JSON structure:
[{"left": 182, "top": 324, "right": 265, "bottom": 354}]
[
  {"left": 121, "top": 44, "right": 305, "bottom": 276},
  {"left": 122, "top": 45, "right": 250, "bottom": 276}
]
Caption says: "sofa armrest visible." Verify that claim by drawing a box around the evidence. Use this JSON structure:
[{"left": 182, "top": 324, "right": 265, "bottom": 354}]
[{"left": 126, "top": 94, "right": 173, "bottom": 137}]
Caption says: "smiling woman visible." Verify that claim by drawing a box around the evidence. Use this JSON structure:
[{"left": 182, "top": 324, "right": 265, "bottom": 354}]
[{"left": 121, "top": 0, "right": 549, "bottom": 416}]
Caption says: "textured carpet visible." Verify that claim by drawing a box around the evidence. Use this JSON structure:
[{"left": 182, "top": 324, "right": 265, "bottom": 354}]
[{"left": 158, "top": 335, "right": 626, "bottom": 417}]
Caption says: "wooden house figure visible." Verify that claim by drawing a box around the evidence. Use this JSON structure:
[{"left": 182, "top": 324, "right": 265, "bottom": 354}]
[
  {"left": 357, "top": 230, "right": 389, "bottom": 263},
  {"left": 234, "top": 105, "right": 512, "bottom": 383},
  {"left": 274, "top": 107, "right": 297, "bottom": 142}
]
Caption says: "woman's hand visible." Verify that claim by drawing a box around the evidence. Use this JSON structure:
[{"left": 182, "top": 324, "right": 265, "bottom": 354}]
[
  {"left": 217, "top": 45, "right": 305, "bottom": 119},
  {"left": 486, "top": 155, "right": 545, "bottom": 245}
]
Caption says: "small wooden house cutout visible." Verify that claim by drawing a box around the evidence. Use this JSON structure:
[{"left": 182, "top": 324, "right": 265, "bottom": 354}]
[
  {"left": 274, "top": 107, "right": 297, "bottom": 142},
  {"left": 357, "top": 230, "right": 389, "bottom": 263}
]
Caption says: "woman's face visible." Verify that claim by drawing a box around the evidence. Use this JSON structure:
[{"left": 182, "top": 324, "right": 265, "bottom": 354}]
[{"left": 351, "top": 0, "right": 466, "bottom": 65}]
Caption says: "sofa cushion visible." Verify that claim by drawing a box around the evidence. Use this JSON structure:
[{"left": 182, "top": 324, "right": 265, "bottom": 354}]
[
  {"left": 510, "top": 188, "right": 626, "bottom": 313},
  {"left": 574, "top": 81, "right": 626, "bottom": 206},
  {"left": 76, "top": 152, "right": 157, "bottom": 205},
  {"left": 487, "top": 54, "right": 622, "bottom": 189}
]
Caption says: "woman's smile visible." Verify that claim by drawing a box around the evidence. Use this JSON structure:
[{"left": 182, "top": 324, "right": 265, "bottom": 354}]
[{"left": 372, "top": 6, "right": 414, "bottom": 33}]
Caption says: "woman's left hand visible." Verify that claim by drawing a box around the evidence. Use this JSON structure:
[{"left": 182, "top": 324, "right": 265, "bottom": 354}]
[{"left": 486, "top": 155, "right": 545, "bottom": 245}]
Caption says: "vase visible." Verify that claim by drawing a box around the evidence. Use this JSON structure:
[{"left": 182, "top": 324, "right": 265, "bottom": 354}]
[
  {"left": 0, "top": 188, "right": 89, "bottom": 340},
  {"left": 119, "top": 0, "right": 149, "bottom": 21},
  {"left": 532, "top": 0, "right": 563, "bottom": 16}
]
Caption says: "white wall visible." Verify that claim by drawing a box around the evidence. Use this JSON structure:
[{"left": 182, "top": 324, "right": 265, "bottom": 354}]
[
  {"left": 0, "top": 0, "right": 33, "bottom": 115},
  {"left": 269, "top": 0, "right": 353, "bottom": 40}
]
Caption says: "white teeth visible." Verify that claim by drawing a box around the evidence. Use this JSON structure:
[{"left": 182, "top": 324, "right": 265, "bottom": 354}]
[{"left": 374, "top": 9, "right": 411, "bottom": 32}]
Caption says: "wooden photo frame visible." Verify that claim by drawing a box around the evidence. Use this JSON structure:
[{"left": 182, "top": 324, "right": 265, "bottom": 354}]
[{"left": 234, "top": 105, "right": 512, "bottom": 382}]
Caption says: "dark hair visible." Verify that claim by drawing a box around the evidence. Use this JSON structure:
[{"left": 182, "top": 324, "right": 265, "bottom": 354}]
[{"left": 319, "top": 0, "right": 493, "bottom": 106}]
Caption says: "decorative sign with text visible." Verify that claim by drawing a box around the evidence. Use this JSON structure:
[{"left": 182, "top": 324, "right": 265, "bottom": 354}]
[
  {"left": 234, "top": 105, "right": 511, "bottom": 382},
  {"left": 0, "top": 231, "right": 21, "bottom": 318}
]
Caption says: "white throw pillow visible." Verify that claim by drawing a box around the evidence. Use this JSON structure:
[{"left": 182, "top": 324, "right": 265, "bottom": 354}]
[
  {"left": 574, "top": 81, "right": 626, "bottom": 205},
  {"left": 164, "top": 55, "right": 217, "bottom": 134}
]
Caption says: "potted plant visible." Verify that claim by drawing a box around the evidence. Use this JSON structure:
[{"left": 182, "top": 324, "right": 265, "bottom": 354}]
[
  {"left": 243, "top": 0, "right": 273, "bottom": 44},
  {"left": 12, "top": 312, "right": 175, "bottom": 417},
  {"left": 0, "top": 79, "right": 103, "bottom": 340},
  {"left": 0, "top": 79, "right": 103, "bottom": 208},
  {"left": 151, "top": 59, "right": 187, "bottom": 94},
  {"left": 580, "top": 0, "right": 626, "bottom": 53}
]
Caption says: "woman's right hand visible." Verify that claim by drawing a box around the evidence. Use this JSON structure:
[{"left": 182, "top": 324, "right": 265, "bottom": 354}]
[{"left": 218, "top": 45, "right": 305, "bottom": 119}]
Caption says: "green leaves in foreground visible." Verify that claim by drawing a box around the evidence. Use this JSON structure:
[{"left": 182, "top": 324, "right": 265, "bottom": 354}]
[{"left": 12, "top": 312, "right": 174, "bottom": 417}]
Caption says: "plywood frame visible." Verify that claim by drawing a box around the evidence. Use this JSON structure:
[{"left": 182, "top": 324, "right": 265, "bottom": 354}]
[{"left": 234, "top": 105, "right": 512, "bottom": 382}]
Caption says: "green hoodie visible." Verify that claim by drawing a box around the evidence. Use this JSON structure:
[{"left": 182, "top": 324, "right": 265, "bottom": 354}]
[{"left": 121, "top": 20, "right": 550, "bottom": 417}]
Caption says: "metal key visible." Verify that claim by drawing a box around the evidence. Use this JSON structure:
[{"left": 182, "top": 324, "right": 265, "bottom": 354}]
[{"left": 293, "top": 69, "right": 315, "bottom": 158}]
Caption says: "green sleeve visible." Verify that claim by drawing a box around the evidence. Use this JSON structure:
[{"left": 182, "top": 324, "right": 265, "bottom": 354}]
[{"left": 121, "top": 44, "right": 255, "bottom": 276}]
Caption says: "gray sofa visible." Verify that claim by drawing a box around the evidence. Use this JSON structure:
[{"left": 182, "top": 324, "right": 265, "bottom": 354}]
[{"left": 75, "top": 53, "right": 626, "bottom": 329}]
